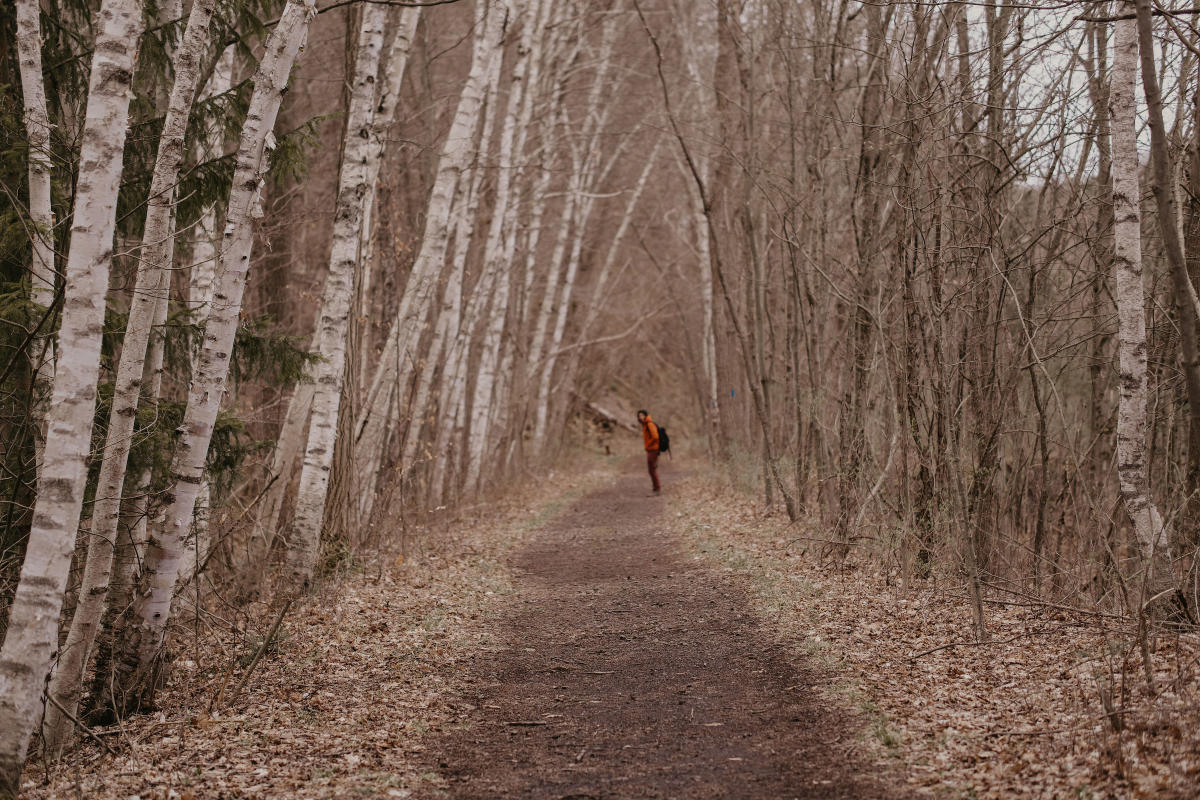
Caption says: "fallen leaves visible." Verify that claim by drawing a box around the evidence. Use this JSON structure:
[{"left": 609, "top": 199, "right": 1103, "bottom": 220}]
[
  {"left": 667, "top": 468, "right": 1200, "bottom": 800},
  {"left": 24, "top": 459, "right": 615, "bottom": 800}
]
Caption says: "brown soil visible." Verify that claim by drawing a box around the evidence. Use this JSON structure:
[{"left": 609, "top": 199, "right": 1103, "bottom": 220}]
[{"left": 422, "top": 465, "right": 904, "bottom": 799}]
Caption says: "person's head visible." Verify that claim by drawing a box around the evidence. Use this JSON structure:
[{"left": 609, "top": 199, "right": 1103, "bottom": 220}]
[{"left": 637, "top": 409, "right": 648, "bottom": 423}]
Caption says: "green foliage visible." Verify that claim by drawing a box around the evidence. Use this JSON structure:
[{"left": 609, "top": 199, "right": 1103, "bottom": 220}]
[
  {"left": 83, "top": 309, "right": 316, "bottom": 509},
  {"left": 206, "top": 410, "right": 273, "bottom": 493},
  {"left": 269, "top": 117, "right": 328, "bottom": 184},
  {"left": 0, "top": 0, "right": 323, "bottom": 615},
  {"left": 232, "top": 314, "right": 322, "bottom": 387}
]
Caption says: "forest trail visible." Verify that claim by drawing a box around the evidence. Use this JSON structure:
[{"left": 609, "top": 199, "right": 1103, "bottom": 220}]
[
  {"left": 421, "top": 465, "right": 899, "bottom": 799},
  {"left": 23, "top": 461, "right": 906, "bottom": 800}
]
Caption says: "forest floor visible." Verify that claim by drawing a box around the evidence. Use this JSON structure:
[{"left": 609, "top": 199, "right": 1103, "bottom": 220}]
[{"left": 21, "top": 453, "right": 1200, "bottom": 798}]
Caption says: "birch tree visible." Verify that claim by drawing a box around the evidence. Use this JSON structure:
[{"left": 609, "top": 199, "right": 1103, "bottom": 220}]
[
  {"left": 101, "top": 0, "right": 319, "bottom": 715},
  {"left": 41, "top": 0, "right": 219, "bottom": 752},
  {"left": 529, "top": 14, "right": 622, "bottom": 456},
  {"left": 350, "top": 0, "right": 508, "bottom": 520},
  {"left": 1109, "top": 9, "right": 1169, "bottom": 592},
  {"left": 1133, "top": 0, "right": 1200, "bottom": 577},
  {"left": 250, "top": 5, "right": 420, "bottom": 559},
  {"left": 464, "top": 0, "right": 542, "bottom": 492},
  {"left": 426, "top": 91, "right": 504, "bottom": 506},
  {"left": 15, "top": 0, "right": 57, "bottom": 470},
  {"left": 0, "top": 0, "right": 146, "bottom": 787},
  {"left": 353, "top": 4, "right": 422, "bottom": 386},
  {"left": 288, "top": 1, "right": 389, "bottom": 588}
]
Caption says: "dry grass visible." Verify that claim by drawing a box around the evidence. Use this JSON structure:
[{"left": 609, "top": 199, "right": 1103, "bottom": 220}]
[{"left": 666, "top": 466, "right": 1200, "bottom": 799}]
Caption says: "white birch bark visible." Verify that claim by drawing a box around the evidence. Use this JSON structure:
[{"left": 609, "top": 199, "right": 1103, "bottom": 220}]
[
  {"left": 16, "top": 0, "right": 57, "bottom": 472},
  {"left": 90, "top": 233, "right": 175, "bottom": 714},
  {"left": 42, "top": 0, "right": 218, "bottom": 752},
  {"left": 1110, "top": 11, "right": 1168, "bottom": 580},
  {"left": 0, "top": 0, "right": 145, "bottom": 786},
  {"left": 526, "top": 16, "right": 620, "bottom": 454},
  {"left": 250, "top": 8, "right": 421, "bottom": 550},
  {"left": 147, "top": 44, "right": 233, "bottom": 593},
  {"left": 85, "top": 2, "right": 204, "bottom": 716},
  {"left": 506, "top": 7, "right": 584, "bottom": 453},
  {"left": 189, "top": 45, "right": 234, "bottom": 324},
  {"left": 429, "top": 247, "right": 503, "bottom": 505},
  {"left": 465, "top": 278, "right": 511, "bottom": 490},
  {"left": 463, "top": 0, "right": 541, "bottom": 492},
  {"left": 286, "top": 1, "right": 389, "bottom": 586},
  {"left": 178, "top": 143, "right": 233, "bottom": 594},
  {"left": 515, "top": 2, "right": 578, "bottom": 330},
  {"left": 475, "top": 0, "right": 555, "bottom": 478},
  {"left": 330, "top": 5, "right": 422, "bottom": 527},
  {"left": 425, "top": 55, "right": 511, "bottom": 505},
  {"left": 355, "top": 5, "right": 422, "bottom": 391},
  {"left": 357, "top": 0, "right": 505, "bottom": 432},
  {"left": 106, "top": 0, "right": 318, "bottom": 712},
  {"left": 526, "top": 167, "right": 580, "bottom": 456},
  {"left": 426, "top": 155, "right": 496, "bottom": 505},
  {"left": 400, "top": 222, "right": 467, "bottom": 471},
  {"left": 354, "top": 0, "right": 508, "bottom": 510}
]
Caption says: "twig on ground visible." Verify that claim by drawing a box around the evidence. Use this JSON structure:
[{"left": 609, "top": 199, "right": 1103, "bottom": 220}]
[
  {"left": 907, "top": 626, "right": 1067, "bottom": 661},
  {"left": 44, "top": 692, "right": 117, "bottom": 756},
  {"left": 223, "top": 599, "right": 292, "bottom": 708}
]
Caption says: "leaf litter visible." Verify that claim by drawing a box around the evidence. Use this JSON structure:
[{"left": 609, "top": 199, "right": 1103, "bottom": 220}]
[
  {"left": 23, "top": 460, "right": 615, "bottom": 799},
  {"left": 22, "top": 456, "right": 1200, "bottom": 798},
  {"left": 666, "top": 467, "right": 1200, "bottom": 799}
]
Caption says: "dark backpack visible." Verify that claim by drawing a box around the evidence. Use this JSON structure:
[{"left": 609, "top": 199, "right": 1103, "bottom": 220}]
[{"left": 657, "top": 424, "right": 670, "bottom": 455}]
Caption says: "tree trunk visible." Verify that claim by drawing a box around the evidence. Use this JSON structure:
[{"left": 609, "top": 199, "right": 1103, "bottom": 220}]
[
  {"left": 354, "top": 5, "right": 422, "bottom": 391},
  {"left": 288, "top": 0, "right": 389, "bottom": 588},
  {"left": 353, "top": 0, "right": 508, "bottom": 506},
  {"left": 41, "top": 0, "right": 218, "bottom": 753},
  {"left": 1111, "top": 6, "right": 1172, "bottom": 602},
  {"left": 101, "top": 0, "right": 318, "bottom": 716},
  {"left": 1134, "top": 0, "right": 1200, "bottom": 591},
  {"left": 464, "top": 0, "right": 539, "bottom": 493},
  {"left": 0, "top": 0, "right": 146, "bottom": 788},
  {"left": 15, "top": 0, "right": 57, "bottom": 472}
]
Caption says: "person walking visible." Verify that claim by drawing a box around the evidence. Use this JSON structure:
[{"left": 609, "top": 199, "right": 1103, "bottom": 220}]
[{"left": 638, "top": 409, "right": 661, "bottom": 494}]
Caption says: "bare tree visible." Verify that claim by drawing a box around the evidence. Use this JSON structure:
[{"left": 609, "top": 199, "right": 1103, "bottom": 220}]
[{"left": 0, "top": 0, "right": 147, "bottom": 786}]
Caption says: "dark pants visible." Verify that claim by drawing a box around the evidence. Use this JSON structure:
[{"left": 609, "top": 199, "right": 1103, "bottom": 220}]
[{"left": 646, "top": 449, "right": 661, "bottom": 491}]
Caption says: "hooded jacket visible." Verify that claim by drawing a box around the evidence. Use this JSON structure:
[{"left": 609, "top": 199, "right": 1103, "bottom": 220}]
[{"left": 641, "top": 415, "right": 660, "bottom": 452}]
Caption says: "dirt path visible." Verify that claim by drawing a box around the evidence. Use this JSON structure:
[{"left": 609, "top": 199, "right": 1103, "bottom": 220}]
[
  {"left": 23, "top": 463, "right": 905, "bottom": 799},
  {"left": 423, "top": 466, "right": 901, "bottom": 799}
]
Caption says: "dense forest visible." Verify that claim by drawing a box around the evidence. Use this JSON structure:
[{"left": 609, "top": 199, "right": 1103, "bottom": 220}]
[{"left": 2, "top": 0, "right": 1200, "bottom": 796}]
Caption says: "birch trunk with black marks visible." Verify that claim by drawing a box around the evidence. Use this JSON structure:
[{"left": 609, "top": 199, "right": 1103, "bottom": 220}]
[
  {"left": 354, "top": 0, "right": 507, "bottom": 509},
  {"left": 426, "top": 104, "right": 501, "bottom": 506},
  {"left": 355, "top": 5, "right": 422, "bottom": 391},
  {"left": 0, "top": 0, "right": 146, "bottom": 788},
  {"left": 287, "top": 0, "right": 389, "bottom": 588},
  {"left": 16, "top": 0, "right": 56, "bottom": 471},
  {"left": 102, "top": 0, "right": 318, "bottom": 715},
  {"left": 1110, "top": 10, "right": 1170, "bottom": 598},
  {"left": 41, "top": 0, "right": 218, "bottom": 753},
  {"left": 464, "top": 0, "right": 541, "bottom": 493}
]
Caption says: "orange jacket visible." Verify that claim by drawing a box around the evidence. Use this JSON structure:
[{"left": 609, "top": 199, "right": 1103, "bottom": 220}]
[{"left": 641, "top": 416, "right": 660, "bottom": 452}]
